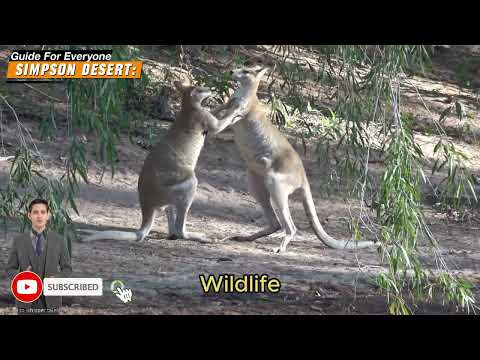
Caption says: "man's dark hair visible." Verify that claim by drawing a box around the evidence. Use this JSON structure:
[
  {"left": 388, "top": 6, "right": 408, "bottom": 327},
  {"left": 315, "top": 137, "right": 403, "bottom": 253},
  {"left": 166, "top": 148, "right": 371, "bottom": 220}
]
[{"left": 28, "top": 198, "right": 50, "bottom": 213}]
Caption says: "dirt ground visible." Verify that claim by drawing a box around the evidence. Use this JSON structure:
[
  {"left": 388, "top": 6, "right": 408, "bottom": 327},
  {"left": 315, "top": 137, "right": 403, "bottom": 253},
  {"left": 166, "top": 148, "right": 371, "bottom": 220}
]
[{"left": 0, "top": 45, "right": 479, "bottom": 315}]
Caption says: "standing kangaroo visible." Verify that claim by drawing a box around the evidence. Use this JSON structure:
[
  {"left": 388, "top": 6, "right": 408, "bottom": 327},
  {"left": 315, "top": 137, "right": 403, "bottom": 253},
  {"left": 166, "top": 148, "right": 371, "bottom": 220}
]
[
  {"left": 213, "top": 66, "right": 378, "bottom": 253},
  {"left": 80, "top": 81, "right": 248, "bottom": 243}
]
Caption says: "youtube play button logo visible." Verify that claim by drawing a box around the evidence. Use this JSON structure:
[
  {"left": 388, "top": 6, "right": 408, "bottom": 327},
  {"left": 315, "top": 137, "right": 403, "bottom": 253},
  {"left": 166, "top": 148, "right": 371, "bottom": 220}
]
[{"left": 11, "top": 271, "right": 43, "bottom": 303}]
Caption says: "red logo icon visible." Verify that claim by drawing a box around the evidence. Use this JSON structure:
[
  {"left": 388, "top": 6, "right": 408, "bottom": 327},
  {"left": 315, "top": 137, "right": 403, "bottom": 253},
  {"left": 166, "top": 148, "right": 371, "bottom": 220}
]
[{"left": 11, "top": 271, "right": 43, "bottom": 303}]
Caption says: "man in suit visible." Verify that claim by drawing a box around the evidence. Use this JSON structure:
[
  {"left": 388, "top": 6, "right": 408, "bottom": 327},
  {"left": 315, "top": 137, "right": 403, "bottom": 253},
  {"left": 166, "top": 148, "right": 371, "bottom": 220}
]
[{"left": 6, "top": 198, "right": 72, "bottom": 315}]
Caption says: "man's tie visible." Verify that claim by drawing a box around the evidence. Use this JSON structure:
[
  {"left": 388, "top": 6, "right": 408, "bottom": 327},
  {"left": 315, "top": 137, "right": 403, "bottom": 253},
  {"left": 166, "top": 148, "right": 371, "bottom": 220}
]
[{"left": 35, "top": 233, "right": 43, "bottom": 256}]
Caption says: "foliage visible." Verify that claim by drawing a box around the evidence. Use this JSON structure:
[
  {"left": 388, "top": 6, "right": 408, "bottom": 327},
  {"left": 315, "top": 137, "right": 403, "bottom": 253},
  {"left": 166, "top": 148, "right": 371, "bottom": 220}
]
[{"left": 261, "top": 45, "right": 477, "bottom": 314}]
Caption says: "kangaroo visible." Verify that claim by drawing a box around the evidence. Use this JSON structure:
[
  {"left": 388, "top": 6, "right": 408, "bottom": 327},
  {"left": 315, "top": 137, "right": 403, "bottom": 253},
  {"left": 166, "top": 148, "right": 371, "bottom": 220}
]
[
  {"left": 213, "top": 66, "right": 378, "bottom": 253},
  {"left": 80, "top": 81, "right": 249, "bottom": 243}
]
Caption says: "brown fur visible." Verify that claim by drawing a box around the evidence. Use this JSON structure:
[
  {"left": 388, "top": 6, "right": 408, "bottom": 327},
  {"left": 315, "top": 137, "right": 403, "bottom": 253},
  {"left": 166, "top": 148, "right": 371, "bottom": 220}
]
[
  {"left": 215, "top": 66, "right": 378, "bottom": 253},
  {"left": 80, "top": 81, "right": 248, "bottom": 243}
]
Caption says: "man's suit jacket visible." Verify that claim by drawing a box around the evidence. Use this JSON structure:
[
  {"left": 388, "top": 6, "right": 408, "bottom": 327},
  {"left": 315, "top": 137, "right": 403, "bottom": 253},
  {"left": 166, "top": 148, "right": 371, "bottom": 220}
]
[{"left": 5, "top": 230, "right": 72, "bottom": 310}]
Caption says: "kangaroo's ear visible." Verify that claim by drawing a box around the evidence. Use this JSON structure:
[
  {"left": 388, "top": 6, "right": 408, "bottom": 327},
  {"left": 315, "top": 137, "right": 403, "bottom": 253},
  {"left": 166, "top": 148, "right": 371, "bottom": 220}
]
[{"left": 256, "top": 67, "right": 270, "bottom": 79}]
